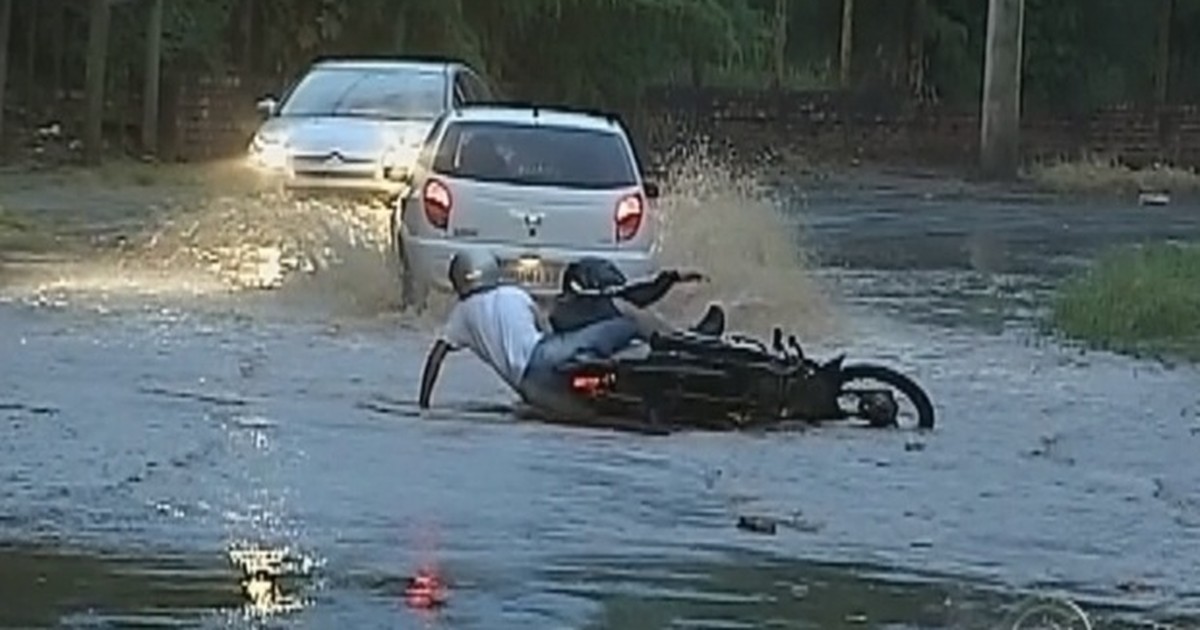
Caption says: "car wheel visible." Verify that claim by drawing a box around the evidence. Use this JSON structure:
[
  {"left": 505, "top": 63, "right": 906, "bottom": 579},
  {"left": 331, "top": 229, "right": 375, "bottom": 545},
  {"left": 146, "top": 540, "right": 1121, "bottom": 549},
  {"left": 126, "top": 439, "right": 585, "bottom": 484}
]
[{"left": 389, "top": 226, "right": 428, "bottom": 313}]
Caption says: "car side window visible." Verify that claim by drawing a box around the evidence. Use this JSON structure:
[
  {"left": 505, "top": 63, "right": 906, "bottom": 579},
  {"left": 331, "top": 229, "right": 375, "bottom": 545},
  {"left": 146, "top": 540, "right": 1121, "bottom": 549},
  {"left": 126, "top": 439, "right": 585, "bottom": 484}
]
[
  {"left": 432, "top": 124, "right": 464, "bottom": 173},
  {"left": 463, "top": 70, "right": 491, "bottom": 101},
  {"left": 416, "top": 115, "right": 449, "bottom": 171},
  {"left": 452, "top": 73, "right": 470, "bottom": 107},
  {"left": 624, "top": 134, "right": 647, "bottom": 177}
]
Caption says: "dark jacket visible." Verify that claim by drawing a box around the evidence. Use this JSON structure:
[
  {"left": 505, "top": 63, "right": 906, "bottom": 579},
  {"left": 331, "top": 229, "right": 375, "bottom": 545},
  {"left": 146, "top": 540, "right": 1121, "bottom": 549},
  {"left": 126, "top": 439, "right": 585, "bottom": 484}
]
[{"left": 548, "top": 270, "right": 680, "bottom": 333}]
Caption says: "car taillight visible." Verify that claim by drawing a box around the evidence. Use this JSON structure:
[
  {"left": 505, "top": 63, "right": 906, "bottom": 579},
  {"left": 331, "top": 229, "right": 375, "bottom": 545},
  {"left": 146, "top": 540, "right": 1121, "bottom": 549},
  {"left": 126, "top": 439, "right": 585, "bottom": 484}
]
[
  {"left": 423, "top": 179, "right": 452, "bottom": 230},
  {"left": 614, "top": 193, "right": 644, "bottom": 242}
]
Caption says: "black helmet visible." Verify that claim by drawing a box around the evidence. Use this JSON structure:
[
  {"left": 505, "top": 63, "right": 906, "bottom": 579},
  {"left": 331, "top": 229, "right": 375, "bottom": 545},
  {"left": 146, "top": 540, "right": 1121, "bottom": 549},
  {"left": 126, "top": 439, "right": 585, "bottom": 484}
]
[
  {"left": 448, "top": 249, "right": 503, "bottom": 298},
  {"left": 561, "top": 257, "right": 627, "bottom": 295}
]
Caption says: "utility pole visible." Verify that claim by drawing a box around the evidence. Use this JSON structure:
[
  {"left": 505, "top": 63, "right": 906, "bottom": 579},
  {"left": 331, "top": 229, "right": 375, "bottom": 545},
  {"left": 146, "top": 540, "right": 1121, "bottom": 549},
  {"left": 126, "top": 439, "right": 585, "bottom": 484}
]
[
  {"left": 979, "top": 0, "right": 1025, "bottom": 179},
  {"left": 142, "top": 0, "right": 163, "bottom": 156}
]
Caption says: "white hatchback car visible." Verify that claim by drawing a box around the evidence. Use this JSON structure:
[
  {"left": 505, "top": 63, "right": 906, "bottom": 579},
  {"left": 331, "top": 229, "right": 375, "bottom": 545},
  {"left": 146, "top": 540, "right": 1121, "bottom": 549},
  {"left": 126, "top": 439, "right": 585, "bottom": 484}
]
[{"left": 389, "top": 105, "right": 662, "bottom": 308}]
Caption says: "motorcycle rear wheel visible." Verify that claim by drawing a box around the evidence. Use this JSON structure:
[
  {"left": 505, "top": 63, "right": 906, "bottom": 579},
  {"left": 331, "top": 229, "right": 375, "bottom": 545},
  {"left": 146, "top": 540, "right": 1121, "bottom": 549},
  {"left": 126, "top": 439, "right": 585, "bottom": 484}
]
[{"left": 838, "top": 364, "right": 935, "bottom": 430}]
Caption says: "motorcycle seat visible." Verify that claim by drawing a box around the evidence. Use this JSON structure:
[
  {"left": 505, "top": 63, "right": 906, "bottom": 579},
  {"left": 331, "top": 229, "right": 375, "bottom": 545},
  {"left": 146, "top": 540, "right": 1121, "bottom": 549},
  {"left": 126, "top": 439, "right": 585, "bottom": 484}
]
[
  {"left": 613, "top": 340, "right": 651, "bottom": 361},
  {"left": 556, "top": 340, "right": 650, "bottom": 373},
  {"left": 649, "top": 331, "right": 766, "bottom": 363}
]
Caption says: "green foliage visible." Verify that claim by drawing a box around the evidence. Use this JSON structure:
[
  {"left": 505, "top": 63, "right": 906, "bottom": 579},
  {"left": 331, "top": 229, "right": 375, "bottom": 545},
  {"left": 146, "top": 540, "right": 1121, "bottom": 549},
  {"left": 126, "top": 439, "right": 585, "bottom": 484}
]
[
  {"left": 1022, "top": 0, "right": 1157, "bottom": 114},
  {"left": 162, "top": 1, "right": 239, "bottom": 69},
  {"left": 1051, "top": 241, "right": 1200, "bottom": 361},
  {"left": 923, "top": 0, "right": 985, "bottom": 107},
  {"left": 8, "top": 0, "right": 1200, "bottom": 115},
  {"left": 483, "top": 0, "right": 755, "bottom": 106}
]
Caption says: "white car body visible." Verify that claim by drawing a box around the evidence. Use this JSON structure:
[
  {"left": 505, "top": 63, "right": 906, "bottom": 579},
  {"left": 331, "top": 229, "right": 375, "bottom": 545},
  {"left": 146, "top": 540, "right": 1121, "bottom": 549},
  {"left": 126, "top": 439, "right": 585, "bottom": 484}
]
[
  {"left": 391, "top": 105, "right": 662, "bottom": 306},
  {"left": 247, "top": 58, "right": 495, "bottom": 199}
]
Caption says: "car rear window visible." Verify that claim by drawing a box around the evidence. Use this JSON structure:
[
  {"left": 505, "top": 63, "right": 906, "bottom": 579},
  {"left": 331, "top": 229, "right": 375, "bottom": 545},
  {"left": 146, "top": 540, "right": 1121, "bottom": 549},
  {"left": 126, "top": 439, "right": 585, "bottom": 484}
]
[
  {"left": 431, "top": 121, "right": 637, "bottom": 189},
  {"left": 279, "top": 67, "right": 447, "bottom": 120}
]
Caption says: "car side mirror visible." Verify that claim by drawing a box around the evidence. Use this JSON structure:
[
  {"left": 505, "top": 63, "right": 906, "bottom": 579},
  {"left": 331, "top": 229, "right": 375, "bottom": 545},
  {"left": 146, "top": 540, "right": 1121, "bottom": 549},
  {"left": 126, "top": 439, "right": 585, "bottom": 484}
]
[
  {"left": 643, "top": 181, "right": 660, "bottom": 200},
  {"left": 256, "top": 96, "right": 278, "bottom": 117}
]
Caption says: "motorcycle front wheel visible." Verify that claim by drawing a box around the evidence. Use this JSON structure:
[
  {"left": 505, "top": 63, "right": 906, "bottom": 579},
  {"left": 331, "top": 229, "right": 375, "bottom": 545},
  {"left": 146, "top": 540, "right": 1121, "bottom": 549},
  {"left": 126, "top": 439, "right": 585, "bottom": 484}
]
[{"left": 837, "top": 364, "right": 935, "bottom": 430}]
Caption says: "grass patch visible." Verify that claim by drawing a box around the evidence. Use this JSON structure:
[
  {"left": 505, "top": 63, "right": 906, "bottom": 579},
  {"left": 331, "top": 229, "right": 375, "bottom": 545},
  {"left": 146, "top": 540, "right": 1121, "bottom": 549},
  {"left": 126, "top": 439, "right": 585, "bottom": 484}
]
[
  {"left": 1050, "top": 241, "right": 1200, "bottom": 361},
  {"left": 0, "top": 157, "right": 271, "bottom": 197},
  {"left": 1028, "top": 153, "right": 1200, "bottom": 197},
  {"left": 0, "top": 205, "right": 55, "bottom": 253},
  {"left": 69, "top": 157, "right": 270, "bottom": 193},
  {"left": 0, "top": 206, "right": 30, "bottom": 231}
]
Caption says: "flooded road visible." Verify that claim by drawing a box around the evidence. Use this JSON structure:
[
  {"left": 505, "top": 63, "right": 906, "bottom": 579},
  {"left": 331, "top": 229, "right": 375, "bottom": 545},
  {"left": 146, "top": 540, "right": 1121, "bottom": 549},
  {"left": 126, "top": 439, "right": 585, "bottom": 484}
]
[{"left": 2, "top": 163, "right": 1199, "bottom": 628}]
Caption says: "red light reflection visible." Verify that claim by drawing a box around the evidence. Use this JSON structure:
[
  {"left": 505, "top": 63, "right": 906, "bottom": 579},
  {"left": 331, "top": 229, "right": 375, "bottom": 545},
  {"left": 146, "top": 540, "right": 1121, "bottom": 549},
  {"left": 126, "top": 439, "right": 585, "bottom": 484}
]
[{"left": 404, "top": 565, "right": 448, "bottom": 610}]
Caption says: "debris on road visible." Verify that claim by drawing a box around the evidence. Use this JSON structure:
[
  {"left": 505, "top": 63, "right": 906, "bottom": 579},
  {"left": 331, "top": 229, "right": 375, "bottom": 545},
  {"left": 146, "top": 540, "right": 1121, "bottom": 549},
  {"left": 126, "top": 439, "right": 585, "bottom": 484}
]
[{"left": 737, "top": 514, "right": 779, "bottom": 535}]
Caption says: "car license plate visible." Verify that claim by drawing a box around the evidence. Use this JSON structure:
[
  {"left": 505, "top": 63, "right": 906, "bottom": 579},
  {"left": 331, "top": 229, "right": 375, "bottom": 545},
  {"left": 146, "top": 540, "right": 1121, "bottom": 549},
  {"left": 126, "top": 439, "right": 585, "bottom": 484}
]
[{"left": 504, "top": 257, "right": 559, "bottom": 287}]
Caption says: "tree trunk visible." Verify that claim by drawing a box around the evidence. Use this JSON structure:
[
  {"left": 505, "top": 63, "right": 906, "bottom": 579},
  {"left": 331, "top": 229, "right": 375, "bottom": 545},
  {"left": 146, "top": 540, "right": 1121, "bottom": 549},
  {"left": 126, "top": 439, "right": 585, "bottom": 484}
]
[
  {"left": 1155, "top": 0, "right": 1172, "bottom": 106},
  {"left": 839, "top": 0, "right": 854, "bottom": 89},
  {"left": 142, "top": 0, "right": 162, "bottom": 156},
  {"left": 772, "top": 0, "right": 787, "bottom": 90},
  {"left": 52, "top": 0, "right": 65, "bottom": 99},
  {"left": 906, "top": 0, "right": 926, "bottom": 99},
  {"left": 392, "top": 4, "right": 408, "bottom": 53},
  {"left": 84, "top": 0, "right": 110, "bottom": 165},
  {"left": 239, "top": 0, "right": 253, "bottom": 75},
  {"left": 23, "top": 0, "right": 35, "bottom": 108},
  {"left": 0, "top": 0, "right": 11, "bottom": 157}
]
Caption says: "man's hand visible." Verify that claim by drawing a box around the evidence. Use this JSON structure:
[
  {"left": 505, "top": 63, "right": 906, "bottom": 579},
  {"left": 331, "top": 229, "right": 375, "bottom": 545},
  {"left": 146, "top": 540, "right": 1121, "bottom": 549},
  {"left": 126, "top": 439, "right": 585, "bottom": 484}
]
[
  {"left": 418, "top": 340, "right": 453, "bottom": 409},
  {"left": 662, "top": 269, "right": 705, "bottom": 283}
]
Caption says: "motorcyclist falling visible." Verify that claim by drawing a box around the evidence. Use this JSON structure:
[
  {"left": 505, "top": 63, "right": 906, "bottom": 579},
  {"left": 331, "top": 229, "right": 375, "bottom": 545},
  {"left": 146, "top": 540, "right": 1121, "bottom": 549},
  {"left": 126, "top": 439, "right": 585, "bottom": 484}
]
[
  {"left": 548, "top": 256, "right": 726, "bottom": 338},
  {"left": 418, "top": 249, "right": 722, "bottom": 421}
]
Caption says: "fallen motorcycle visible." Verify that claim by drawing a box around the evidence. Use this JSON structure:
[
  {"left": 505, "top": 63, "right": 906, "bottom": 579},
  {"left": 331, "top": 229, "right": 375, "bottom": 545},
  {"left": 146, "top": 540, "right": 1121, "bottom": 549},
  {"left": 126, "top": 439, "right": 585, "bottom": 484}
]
[{"left": 561, "top": 327, "right": 935, "bottom": 431}]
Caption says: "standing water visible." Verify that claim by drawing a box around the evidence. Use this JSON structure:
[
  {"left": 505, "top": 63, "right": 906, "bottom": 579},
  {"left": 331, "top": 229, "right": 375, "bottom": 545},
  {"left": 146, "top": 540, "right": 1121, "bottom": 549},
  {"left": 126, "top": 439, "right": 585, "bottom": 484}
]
[{"left": 1, "top": 152, "right": 1199, "bottom": 629}]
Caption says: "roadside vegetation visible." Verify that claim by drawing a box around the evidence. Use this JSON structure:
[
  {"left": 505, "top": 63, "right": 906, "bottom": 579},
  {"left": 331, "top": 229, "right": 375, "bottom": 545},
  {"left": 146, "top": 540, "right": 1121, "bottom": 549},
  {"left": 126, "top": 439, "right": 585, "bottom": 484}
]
[
  {"left": 5, "top": 0, "right": 1200, "bottom": 168},
  {"left": 1028, "top": 154, "right": 1200, "bottom": 198},
  {"left": 71, "top": 158, "right": 268, "bottom": 193},
  {"left": 0, "top": 205, "right": 54, "bottom": 255},
  {"left": 0, "top": 206, "right": 28, "bottom": 242},
  {"left": 1050, "top": 241, "right": 1200, "bottom": 361}
]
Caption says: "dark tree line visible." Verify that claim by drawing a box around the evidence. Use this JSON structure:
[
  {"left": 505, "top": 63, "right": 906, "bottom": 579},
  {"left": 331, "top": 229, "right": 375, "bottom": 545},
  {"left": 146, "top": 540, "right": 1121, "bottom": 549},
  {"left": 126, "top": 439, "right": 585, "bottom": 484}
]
[{"left": 1, "top": 0, "right": 1198, "bottom": 164}]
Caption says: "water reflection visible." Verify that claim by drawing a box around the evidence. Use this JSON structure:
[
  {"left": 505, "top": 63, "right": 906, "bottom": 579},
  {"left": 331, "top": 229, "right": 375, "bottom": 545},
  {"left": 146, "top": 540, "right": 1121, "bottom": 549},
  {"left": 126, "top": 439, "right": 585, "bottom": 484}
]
[
  {"left": 228, "top": 546, "right": 307, "bottom": 617},
  {"left": 1009, "top": 596, "right": 1094, "bottom": 630},
  {"left": 542, "top": 551, "right": 1188, "bottom": 630},
  {"left": 0, "top": 543, "right": 239, "bottom": 628},
  {"left": 0, "top": 543, "right": 322, "bottom": 626},
  {"left": 5, "top": 174, "right": 1200, "bottom": 628}
]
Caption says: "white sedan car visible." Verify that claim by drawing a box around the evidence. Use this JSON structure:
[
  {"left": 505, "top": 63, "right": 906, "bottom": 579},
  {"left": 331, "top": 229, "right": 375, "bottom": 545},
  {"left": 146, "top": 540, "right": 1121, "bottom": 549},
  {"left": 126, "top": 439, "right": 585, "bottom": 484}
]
[
  {"left": 390, "top": 105, "right": 662, "bottom": 309},
  {"left": 247, "top": 57, "right": 495, "bottom": 201}
]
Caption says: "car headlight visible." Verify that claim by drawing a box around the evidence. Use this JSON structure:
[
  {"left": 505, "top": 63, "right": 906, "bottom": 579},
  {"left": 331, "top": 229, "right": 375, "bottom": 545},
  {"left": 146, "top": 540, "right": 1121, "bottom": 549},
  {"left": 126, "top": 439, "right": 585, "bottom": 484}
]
[
  {"left": 249, "top": 133, "right": 290, "bottom": 171},
  {"left": 380, "top": 145, "right": 416, "bottom": 180}
]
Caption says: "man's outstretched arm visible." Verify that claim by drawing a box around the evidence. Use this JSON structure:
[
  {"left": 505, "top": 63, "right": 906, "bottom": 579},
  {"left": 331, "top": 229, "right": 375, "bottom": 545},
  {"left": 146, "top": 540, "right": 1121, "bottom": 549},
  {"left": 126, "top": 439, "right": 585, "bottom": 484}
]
[
  {"left": 418, "top": 339, "right": 454, "bottom": 409},
  {"left": 617, "top": 270, "right": 706, "bottom": 308}
]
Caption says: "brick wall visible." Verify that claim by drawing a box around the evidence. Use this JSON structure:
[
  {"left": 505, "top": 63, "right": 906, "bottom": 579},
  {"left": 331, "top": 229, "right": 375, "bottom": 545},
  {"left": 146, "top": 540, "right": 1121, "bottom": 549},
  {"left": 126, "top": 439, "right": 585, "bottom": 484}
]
[
  {"left": 157, "top": 75, "right": 1200, "bottom": 170},
  {"left": 162, "top": 74, "right": 281, "bottom": 161}
]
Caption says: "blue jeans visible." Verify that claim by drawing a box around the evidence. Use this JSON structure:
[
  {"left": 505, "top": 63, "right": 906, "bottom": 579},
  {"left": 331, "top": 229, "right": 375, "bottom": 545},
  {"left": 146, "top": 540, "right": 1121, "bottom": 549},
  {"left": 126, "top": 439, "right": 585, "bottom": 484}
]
[{"left": 518, "top": 316, "right": 640, "bottom": 419}]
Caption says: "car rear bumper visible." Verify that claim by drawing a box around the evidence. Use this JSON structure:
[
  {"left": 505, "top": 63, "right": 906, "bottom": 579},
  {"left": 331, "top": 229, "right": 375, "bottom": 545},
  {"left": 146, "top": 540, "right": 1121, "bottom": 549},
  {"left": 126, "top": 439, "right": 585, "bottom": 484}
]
[{"left": 401, "top": 235, "right": 660, "bottom": 299}]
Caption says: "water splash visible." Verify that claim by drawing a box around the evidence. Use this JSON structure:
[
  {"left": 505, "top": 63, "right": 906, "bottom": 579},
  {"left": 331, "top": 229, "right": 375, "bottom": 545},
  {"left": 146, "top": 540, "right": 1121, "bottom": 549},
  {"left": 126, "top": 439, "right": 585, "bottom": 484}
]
[
  {"left": 652, "top": 144, "right": 839, "bottom": 340},
  {"left": 2, "top": 149, "right": 839, "bottom": 340},
  {"left": 227, "top": 545, "right": 312, "bottom": 617}
]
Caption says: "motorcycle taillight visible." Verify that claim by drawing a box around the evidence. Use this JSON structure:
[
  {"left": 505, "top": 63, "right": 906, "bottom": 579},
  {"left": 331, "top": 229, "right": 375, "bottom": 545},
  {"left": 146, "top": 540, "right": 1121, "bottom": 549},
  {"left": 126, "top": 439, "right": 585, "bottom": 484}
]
[{"left": 570, "top": 373, "right": 610, "bottom": 396}]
